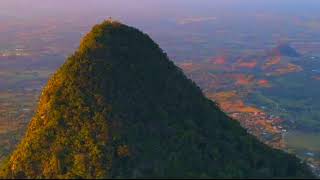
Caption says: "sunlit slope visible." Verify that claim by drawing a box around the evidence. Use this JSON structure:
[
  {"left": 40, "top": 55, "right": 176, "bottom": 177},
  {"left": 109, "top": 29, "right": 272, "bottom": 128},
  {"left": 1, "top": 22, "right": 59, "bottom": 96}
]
[{"left": 0, "top": 20, "right": 314, "bottom": 178}]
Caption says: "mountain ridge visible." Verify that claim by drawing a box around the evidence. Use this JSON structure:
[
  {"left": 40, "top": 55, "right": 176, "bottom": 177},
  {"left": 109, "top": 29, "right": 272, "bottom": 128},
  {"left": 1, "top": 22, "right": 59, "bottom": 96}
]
[{"left": 269, "top": 43, "right": 301, "bottom": 57}]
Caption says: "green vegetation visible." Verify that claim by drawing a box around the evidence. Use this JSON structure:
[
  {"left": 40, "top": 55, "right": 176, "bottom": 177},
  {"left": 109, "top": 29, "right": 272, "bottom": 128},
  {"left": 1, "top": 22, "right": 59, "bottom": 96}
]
[
  {"left": 285, "top": 130, "right": 320, "bottom": 152},
  {"left": 249, "top": 73, "right": 320, "bottom": 131},
  {"left": 0, "top": 20, "right": 314, "bottom": 178}
]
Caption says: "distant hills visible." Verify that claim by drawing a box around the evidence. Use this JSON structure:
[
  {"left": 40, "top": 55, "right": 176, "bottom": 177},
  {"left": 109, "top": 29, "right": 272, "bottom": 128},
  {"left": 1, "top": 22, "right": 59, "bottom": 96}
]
[
  {"left": 0, "top": 21, "right": 313, "bottom": 178},
  {"left": 269, "top": 43, "right": 301, "bottom": 57}
]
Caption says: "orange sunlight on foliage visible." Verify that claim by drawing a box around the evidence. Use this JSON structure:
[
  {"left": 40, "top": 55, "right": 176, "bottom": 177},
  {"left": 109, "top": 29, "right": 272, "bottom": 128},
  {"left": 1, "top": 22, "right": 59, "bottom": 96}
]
[
  {"left": 236, "top": 60, "right": 257, "bottom": 69},
  {"left": 263, "top": 56, "right": 281, "bottom": 70},
  {"left": 210, "top": 56, "right": 226, "bottom": 65},
  {"left": 258, "top": 79, "right": 271, "bottom": 88},
  {"left": 208, "top": 91, "right": 261, "bottom": 113}
]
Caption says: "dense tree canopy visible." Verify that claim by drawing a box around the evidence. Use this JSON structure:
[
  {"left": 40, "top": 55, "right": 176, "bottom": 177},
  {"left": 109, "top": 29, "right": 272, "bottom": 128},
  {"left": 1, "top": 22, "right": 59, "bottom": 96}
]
[{"left": 0, "top": 20, "right": 314, "bottom": 178}]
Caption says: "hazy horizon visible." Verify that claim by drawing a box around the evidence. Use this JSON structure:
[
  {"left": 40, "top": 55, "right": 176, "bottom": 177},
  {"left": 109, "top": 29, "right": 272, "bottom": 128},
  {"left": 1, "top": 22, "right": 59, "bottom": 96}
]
[{"left": 2, "top": 0, "right": 320, "bottom": 59}]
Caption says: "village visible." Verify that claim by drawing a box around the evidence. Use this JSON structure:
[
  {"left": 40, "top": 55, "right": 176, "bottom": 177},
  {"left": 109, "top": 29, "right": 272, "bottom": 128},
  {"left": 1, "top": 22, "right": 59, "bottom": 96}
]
[{"left": 229, "top": 110, "right": 286, "bottom": 149}]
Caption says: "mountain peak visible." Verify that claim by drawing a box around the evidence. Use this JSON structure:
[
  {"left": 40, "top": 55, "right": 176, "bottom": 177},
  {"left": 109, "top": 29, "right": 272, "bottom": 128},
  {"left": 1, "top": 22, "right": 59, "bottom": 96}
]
[
  {"left": 271, "top": 43, "right": 301, "bottom": 57},
  {"left": 78, "top": 20, "right": 128, "bottom": 54},
  {"left": 0, "top": 21, "right": 313, "bottom": 179}
]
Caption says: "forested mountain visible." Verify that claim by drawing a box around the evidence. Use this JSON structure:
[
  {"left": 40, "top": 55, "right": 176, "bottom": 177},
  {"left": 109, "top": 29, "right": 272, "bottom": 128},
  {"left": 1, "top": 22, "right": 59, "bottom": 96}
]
[
  {"left": 0, "top": 20, "right": 313, "bottom": 178},
  {"left": 270, "top": 43, "right": 301, "bottom": 57}
]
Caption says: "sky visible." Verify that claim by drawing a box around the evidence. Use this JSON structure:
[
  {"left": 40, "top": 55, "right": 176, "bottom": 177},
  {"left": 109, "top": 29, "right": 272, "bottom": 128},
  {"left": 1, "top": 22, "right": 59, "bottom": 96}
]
[{"left": 2, "top": 0, "right": 320, "bottom": 22}]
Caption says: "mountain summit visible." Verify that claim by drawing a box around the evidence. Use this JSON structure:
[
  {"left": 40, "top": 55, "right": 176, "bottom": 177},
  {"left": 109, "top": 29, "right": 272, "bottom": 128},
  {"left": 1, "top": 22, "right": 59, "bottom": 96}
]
[
  {"left": 270, "top": 43, "right": 301, "bottom": 57},
  {"left": 0, "top": 20, "right": 313, "bottom": 178}
]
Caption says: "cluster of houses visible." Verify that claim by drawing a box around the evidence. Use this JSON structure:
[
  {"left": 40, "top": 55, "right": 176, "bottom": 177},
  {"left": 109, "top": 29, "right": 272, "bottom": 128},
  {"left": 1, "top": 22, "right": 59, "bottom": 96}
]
[{"left": 230, "top": 110, "right": 286, "bottom": 149}]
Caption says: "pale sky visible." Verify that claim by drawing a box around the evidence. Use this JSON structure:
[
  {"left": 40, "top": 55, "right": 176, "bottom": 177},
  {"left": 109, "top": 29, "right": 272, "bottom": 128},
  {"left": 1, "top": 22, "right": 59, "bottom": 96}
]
[{"left": 1, "top": 0, "right": 320, "bottom": 21}]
